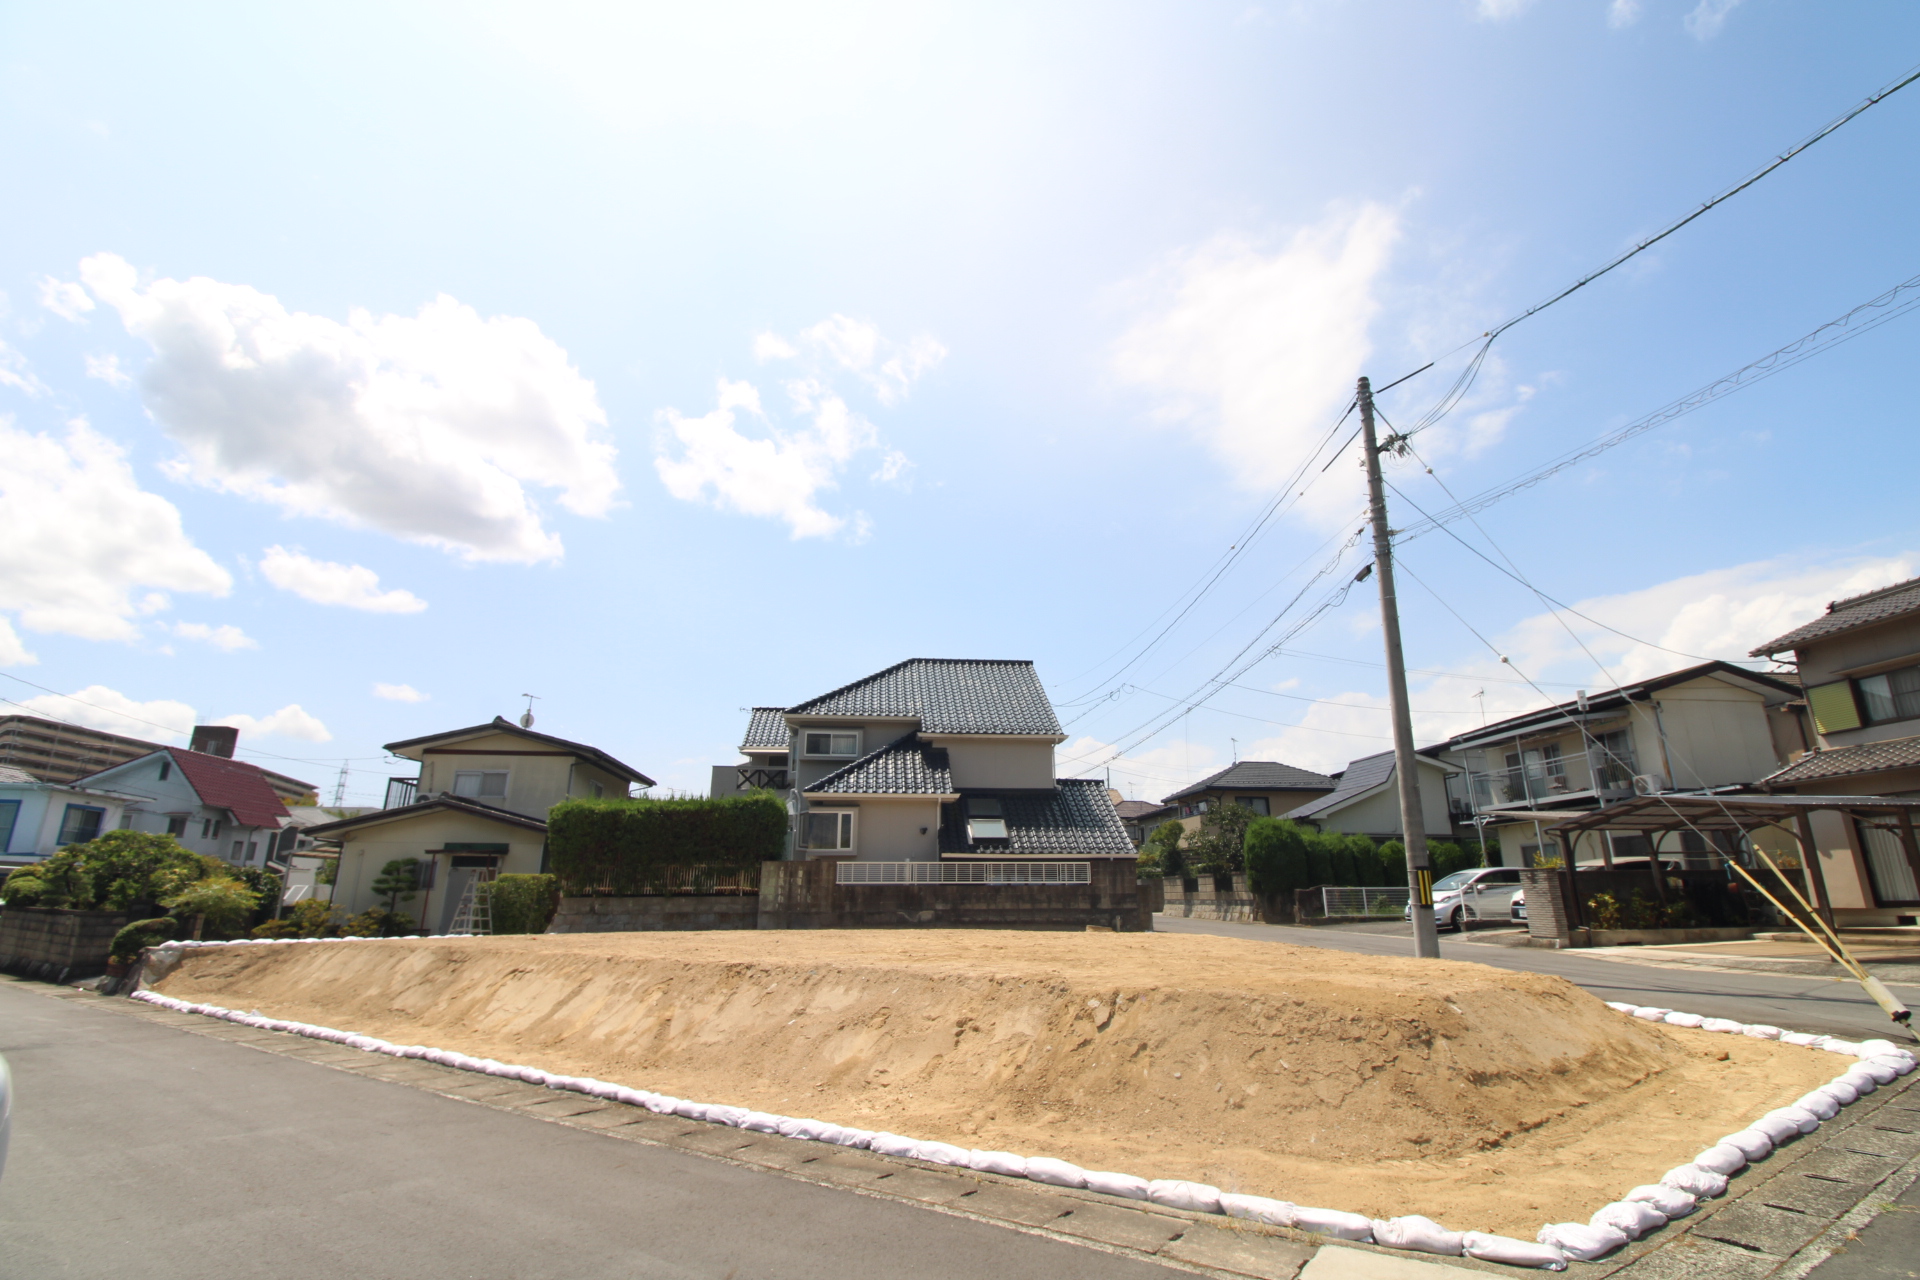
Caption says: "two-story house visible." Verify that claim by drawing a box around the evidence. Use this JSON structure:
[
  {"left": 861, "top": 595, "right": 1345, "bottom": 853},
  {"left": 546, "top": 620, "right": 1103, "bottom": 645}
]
[
  {"left": 744, "top": 659, "right": 1134, "bottom": 863},
  {"left": 1424, "top": 659, "right": 1803, "bottom": 866},
  {"left": 1751, "top": 576, "right": 1920, "bottom": 921},
  {"left": 1281, "top": 750, "right": 1460, "bottom": 843},
  {"left": 709, "top": 707, "right": 793, "bottom": 800},
  {"left": 71, "top": 726, "right": 298, "bottom": 868},
  {"left": 1155, "top": 761, "right": 1336, "bottom": 840},
  {"left": 311, "top": 716, "right": 654, "bottom": 930},
  {"left": 0, "top": 765, "right": 150, "bottom": 868}
]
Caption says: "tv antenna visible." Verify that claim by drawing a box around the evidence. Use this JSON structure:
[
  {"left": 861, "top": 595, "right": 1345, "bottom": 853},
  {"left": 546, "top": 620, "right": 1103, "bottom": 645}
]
[{"left": 519, "top": 693, "right": 541, "bottom": 729}]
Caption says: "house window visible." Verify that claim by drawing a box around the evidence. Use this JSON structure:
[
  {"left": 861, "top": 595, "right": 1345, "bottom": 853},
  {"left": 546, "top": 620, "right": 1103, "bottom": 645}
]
[
  {"left": 0, "top": 799, "right": 18, "bottom": 851},
  {"left": 590, "top": 780, "right": 604, "bottom": 799},
  {"left": 1857, "top": 819, "right": 1920, "bottom": 905},
  {"left": 231, "top": 840, "right": 246, "bottom": 861},
  {"left": 166, "top": 815, "right": 189, "bottom": 837},
  {"left": 1236, "top": 796, "right": 1270, "bottom": 816},
  {"left": 966, "top": 797, "right": 1008, "bottom": 842},
  {"left": 803, "top": 810, "right": 855, "bottom": 851},
  {"left": 803, "top": 731, "right": 861, "bottom": 759},
  {"left": 1856, "top": 665, "right": 1920, "bottom": 727},
  {"left": 452, "top": 771, "right": 508, "bottom": 799},
  {"left": 159, "top": 761, "right": 171, "bottom": 781},
  {"left": 58, "top": 804, "right": 104, "bottom": 846},
  {"left": 202, "top": 818, "right": 223, "bottom": 840}
]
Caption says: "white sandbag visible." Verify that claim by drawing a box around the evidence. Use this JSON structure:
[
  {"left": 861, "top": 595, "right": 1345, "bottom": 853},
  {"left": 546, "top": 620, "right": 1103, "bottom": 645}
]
[
  {"left": 1537, "top": 1222, "right": 1628, "bottom": 1262},
  {"left": 1764, "top": 1107, "right": 1820, "bottom": 1135},
  {"left": 1793, "top": 1092, "right": 1840, "bottom": 1120},
  {"left": 1819, "top": 1079, "right": 1861, "bottom": 1106},
  {"left": 614, "top": 1088, "right": 653, "bottom": 1108},
  {"left": 1025, "top": 1158, "right": 1090, "bottom": 1189},
  {"left": 1605, "top": 1001, "right": 1636, "bottom": 1012},
  {"left": 1852, "top": 1060, "right": 1899, "bottom": 1085},
  {"left": 967, "top": 1150, "right": 1029, "bottom": 1178},
  {"left": 1590, "top": 1200, "right": 1666, "bottom": 1239},
  {"left": 740, "top": 1111, "right": 784, "bottom": 1134},
  {"left": 1700, "top": 1017, "right": 1745, "bottom": 1034},
  {"left": 1371, "top": 1215, "right": 1464, "bottom": 1255},
  {"left": 1870, "top": 1053, "right": 1917, "bottom": 1076},
  {"left": 1147, "top": 1180, "right": 1223, "bottom": 1214},
  {"left": 833, "top": 1128, "right": 875, "bottom": 1149},
  {"left": 868, "top": 1132, "right": 919, "bottom": 1158},
  {"left": 1838, "top": 1069, "right": 1879, "bottom": 1095},
  {"left": 1663, "top": 1012, "right": 1705, "bottom": 1028},
  {"left": 914, "top": 1141, "right": 971, "bottom": 1167},
  {"left": 775, "top": 1117, "right": 811, "bottom": 1138},
  {"left": 1822, "top": 1039, "right": 1863, "bottom": 1056},
  {"left": 810, "top": 1124, "right": 851, "bottom": 1145},
  {"left": 1719, "top": 1129, "right": 1773, "bottom": 1160},
  {"left": 1782, "top": 1032, "right": 1822, "bottom": 1047},
  {"left": 1623, "top": 1184, "right": 1697, "bottom": 1218},
  {"left": 1857, "top": 1038, "right": 1902, "bottom": 1057},
  {"left": 706, "top": 1105, "right": 750, "bottom": 1128},
  {"left": 1660, "top": 1164, "right": 1729, "bottom": 1198},
  {"left": 1220, "top": 1193, "right": 1293, "bottom": 1226},
  {"left": 1748, "top": 1114, "right": 1802, "bottom": 1144},
  {"left": 672, "top": 1100, "right": 710, "bottom": 1120},
  {"left": 1461, "top": 1232, "right": 1568, "bottom": 1270},
  {"left": 1741, "top": 1024, "right": 1784, "bottom": 1040},
  {"left": 1082, "top": 1170, "right": 1150, "bottom": 1200},
  {"left": 1692, "top": 1143, "right": 1747, "bottom": 1176},
  {"left": 1631, "top": 1006, "right": 1672, "bottom": 1021},
  {"left": 1290, "top": 1206, "right": 1374, "bottom": 1241}
]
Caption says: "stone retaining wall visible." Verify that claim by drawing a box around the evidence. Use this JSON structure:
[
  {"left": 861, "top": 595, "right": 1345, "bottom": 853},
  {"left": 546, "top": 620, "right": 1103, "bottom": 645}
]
[
  {"left": 757, "top": 858, "right": 1153, "bottom": 931},
  {"left": 549, "top": 894, "right": 758, "bottom": 933},
  {"left": 0, "top": 905, "right": 131, "bottom": 982}
]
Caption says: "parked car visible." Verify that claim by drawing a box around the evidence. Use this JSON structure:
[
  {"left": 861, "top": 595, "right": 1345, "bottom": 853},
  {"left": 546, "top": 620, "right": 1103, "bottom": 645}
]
[
  {"left": 1511, "top": 889, "right": 1526, "bottom": 923},
  {"left": 1404, "top": 866, "right": 1526, "bottom": 930}
]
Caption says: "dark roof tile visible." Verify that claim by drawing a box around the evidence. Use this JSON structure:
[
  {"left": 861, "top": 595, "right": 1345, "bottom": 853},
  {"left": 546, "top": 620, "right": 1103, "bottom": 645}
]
[
  {"left": 938, "top": 779, "right": 1135, "bottom": 857},
  {"left": 386, "top": 717, "right": 654, "bottom": 787},
  {"left": 1750, "top": 576, "right": 1920, "bottom": 656},
  {"left": 1761, "top": 735, "right": 1920, "bottom": 787},
  {"left": 804, "top": 735, "right": 955, "bottom": 796},
  {"left": 786, "top": 659, "right": 1062, "bottom": 735},
  {"left": 1284, "top": 751, "right": 1397, "bottom": 820},
  {"left": 740, "top": 707, "right": 789, "bottom": 752},
  {"left": 1162, "top": 760, "right": 1336, "bottom": 804}
]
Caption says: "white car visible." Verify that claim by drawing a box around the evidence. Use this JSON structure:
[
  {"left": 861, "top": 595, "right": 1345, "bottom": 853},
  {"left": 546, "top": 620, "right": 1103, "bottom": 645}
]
[{"left": 1405, "top": 866, "right": 1526, "bottom": 931}]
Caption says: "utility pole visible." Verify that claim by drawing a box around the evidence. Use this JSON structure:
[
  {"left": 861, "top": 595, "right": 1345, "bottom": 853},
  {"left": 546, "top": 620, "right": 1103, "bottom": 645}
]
[{"left": 1358, "top": 376, "right": 1441, "bottom": 960}]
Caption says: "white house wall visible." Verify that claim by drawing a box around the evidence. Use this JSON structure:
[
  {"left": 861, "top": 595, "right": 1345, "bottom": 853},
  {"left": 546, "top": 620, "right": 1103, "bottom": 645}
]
[{"left": 1652, "top": 679, "right": 1786, "bottom": 789}]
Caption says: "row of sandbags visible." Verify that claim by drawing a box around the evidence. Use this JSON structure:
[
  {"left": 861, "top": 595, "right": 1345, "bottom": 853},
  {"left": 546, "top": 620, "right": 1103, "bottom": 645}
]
[{"left": 134, "top": 940, "right": 1916, "bottom": 1271}]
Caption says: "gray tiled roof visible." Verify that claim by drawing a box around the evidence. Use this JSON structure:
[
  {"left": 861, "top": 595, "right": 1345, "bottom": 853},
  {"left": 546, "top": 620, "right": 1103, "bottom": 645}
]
[
  {"left": 1161, "top": 760, "right": 1336, "bottom": 804},
  {"left": 1284, "top": 751, "right": 1396, "bottom": 820},
  {"left": 938, "top": 779, "right": 1136, "bottom": 857},
  {"left": 740, "top": 707, "right": 789, "bottom": 752},
  {"left": 804, "top": 735, "right": 955, "bottom": 796},
  {"left": 1750, "top": 577, "right": 1920, "bottom": 657},
  {"left": 1761, "top": 735, "right": 1920, "bottom": 787},
  {"left": 1115, "top": 799, "right": 1170, "bottom": 820},
  {"left": 786, "top": 659, "right": 1063, "bottom": 735}
]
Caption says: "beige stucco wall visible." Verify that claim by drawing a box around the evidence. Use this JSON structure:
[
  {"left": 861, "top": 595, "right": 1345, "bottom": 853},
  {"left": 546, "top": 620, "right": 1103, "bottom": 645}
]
[
  {"left": 411, "top": 729, "right": 631, "bottom": 817},
  {"left": 798, "top": 797, "right": 940, "bottom": 861},
  {"left": 786, "top": 719, "right": 918, "bottom": 791},
  {"left": 1299, "top": 762, "right": 1456, "bottom": 839},
  {"left": 1652, "top": 679, "right": 1787, "bottom": 788},
  {"left": 331, "top": 810, "right": 544, "bottom": 920},
  {"left": 934, "top": 738, "right": 1056, "bottom": 790}
]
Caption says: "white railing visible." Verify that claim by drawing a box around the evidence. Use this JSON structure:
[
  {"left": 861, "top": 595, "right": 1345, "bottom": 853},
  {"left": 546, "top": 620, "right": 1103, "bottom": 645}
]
[
  {"left": 1319, "top": 885, "right": 1411, "bottom": 917},
  {"left": 836, "top": 861, "right": 1092, "bottom": 885}
]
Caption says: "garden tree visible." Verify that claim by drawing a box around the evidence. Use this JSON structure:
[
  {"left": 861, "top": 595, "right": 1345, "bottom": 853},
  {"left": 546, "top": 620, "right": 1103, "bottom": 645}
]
[
  {"left": 1244, "top": 819, "right": 1312, "bottom": 895},
  {"left": 1142, "top": 820, "right": 1187, "bottom": 878},
  {"left": 1186, "top": 801, "right": 1259, "bottom": 876},
  {"left": 371, "top": 858, "right": 421, "bottom": 915},
  {"left": 252, "top": 898, "right": 343, "bottom": 939},
  {"left": 227, "top": 865, "right": 285, "bottom": 930},
  {"left": 0, "top": 832, "right": 205, "bottom": 911},
  {"left": 160, "top": 876, "right": 261, "bottom": 940}
]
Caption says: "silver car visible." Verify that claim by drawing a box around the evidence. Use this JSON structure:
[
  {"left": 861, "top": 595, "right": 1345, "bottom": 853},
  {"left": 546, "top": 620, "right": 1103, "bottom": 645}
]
[{"left": 1406, "top": 866, "right": 1526, "bottom": 931}]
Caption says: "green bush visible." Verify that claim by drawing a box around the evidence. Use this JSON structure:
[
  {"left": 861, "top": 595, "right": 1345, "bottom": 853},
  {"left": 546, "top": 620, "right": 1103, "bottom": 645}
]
[
  {"left": 251, "top": 899, "right": 343, "bottom": 939},
  {"left": 1244, "top": 818, "right": 1312, "bottom": 894},
  {"left": 342, "top": 907, "right": 420, "bottom": 938},
  {"left": 547, "top": 792, "right": 787, "bottom": 895},
  {"left": 1143, "top": 821, "right": 1186, "bottom": 878},
  {"left": 161, "top": 876, "right": 262, "bottom": 939},
  {"left": 487, "top": 874, "right": 560, "bottom": 934},
  {"left": 109, "top": 916, "right": 178, "bottom": 961},
  {"left": 0, "top": 832, "right": 204, "bottom": 912},
  {"left": 0, "top": 868, "right": 50, "bottom": 907},
  {"left": 371, "top": 858, "right": 422, "bottom": 913}
]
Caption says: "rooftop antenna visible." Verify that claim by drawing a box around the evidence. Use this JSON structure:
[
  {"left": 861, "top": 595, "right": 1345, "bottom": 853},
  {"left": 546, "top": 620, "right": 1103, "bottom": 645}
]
[
  {"left": 519, "top": 693, "right": 541, "bottom": 729},
  {"left": 331, "top": 762, "right": 349, "bottom": 807},
  {"left": 1473, "top": 688, "right": 1486, "bottom": 726},
  {"left": 1231, "top": 737, "right": 1238, "bottom": 764}
]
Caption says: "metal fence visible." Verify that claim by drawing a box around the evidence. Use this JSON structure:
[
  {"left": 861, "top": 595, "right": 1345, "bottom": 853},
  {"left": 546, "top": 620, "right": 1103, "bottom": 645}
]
[
  {"left": 836, "top": 861, "right": 1091, "bottom": 885},
  {"left": 1319, "top": 885, "right": 1411, "bottom": 917}
]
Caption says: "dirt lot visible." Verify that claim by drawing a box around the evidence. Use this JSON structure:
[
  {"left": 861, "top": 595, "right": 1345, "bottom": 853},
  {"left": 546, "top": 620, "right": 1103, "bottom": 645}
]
[{"left": 155, "top": 929, "right": 1837, "bottom": 1236}]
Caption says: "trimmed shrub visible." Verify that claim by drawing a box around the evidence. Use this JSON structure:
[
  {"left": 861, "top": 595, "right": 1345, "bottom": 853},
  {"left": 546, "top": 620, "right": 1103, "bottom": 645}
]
[
  {"left": 252, "top": 899, "right": 343, "bottom": 939},
  {"left": 1244, "top": 819, "right": 1312, "bottom": 895},
  {"left": 109, "top": 917, "right": 178, "bottom": 961},
  {"left": 1144, "top": 821, "right": 1186, "bottom": 879},
  {"left": 0, "top": 832, "right": 203, "bottom": 913},
  {"left": 547, "top": 792, "right": 787, "bottom": 896},
  {"left": 342, "top": 908, "right": 421, "bottom": 938},
  {"left": 487, "top": 874, "right": 560, "bottom": 934}
]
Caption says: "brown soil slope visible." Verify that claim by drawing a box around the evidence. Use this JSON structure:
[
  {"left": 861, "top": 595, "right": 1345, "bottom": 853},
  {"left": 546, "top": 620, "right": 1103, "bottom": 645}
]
[{"left": 156, "top": 930, "right": 1835, "bottom": 1235}]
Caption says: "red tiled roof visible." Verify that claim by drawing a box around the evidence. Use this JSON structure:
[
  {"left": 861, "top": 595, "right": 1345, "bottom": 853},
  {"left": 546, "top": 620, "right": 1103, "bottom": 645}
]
[{"left": 167, "top": 748, "right": 291, "bottom": 828}]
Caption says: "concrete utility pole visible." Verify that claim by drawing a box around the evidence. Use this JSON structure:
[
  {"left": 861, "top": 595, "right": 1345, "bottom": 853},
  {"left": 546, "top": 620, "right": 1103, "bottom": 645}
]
[{"left": 1357, "top": 376, "right": 1441, "bottom": 960}]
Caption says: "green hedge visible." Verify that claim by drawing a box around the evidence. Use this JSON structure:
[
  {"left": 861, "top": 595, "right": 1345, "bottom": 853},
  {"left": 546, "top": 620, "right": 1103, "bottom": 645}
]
[
  {"left": 1244, "top": 819, "right": 1486, "bottom": 894},
  {"left": 109, "top": 916, "right": 178, "bottom": 961},
  {"left": 547, "top": 792, "right": 787, "bottom": 896},
  {"left": 487, "top": 874, "right": 560, "bottom": 934}
]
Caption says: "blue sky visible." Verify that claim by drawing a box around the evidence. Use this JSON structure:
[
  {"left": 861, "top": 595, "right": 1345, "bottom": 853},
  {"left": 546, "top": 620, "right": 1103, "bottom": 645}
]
[{"left": 2, "top": 1, "right": 1916, "bottom": 804}]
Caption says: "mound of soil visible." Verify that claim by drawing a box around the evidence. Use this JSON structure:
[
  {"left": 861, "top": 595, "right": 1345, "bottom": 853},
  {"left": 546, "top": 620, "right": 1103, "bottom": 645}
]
[{"left": 156, "top": 930, "right": 1835, "bottom": 1235}]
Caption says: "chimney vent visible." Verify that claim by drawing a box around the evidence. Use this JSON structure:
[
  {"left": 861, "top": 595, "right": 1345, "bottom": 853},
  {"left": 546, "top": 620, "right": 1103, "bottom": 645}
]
[{"left": 190, "top": 725, "right": 239, "bottom": 758}]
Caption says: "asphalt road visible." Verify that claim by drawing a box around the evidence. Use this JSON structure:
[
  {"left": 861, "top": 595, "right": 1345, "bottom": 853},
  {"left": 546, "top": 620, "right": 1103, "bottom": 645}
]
[
  {"left": 1156, "top": 917, "right": 1920, "bottom": 1043},
  {"left": 0, "top": 982, "right": 1186, "bottom": 1280}
]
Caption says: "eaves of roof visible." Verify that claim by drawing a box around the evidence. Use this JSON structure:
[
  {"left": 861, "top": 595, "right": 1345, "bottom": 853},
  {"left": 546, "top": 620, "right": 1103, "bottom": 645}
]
[
  {"left": 1432, "top": 661, "right": 1798, "bottom": 753},
  {"left": 1759, "top": 734, "right": 1920, "bottom": 788},
  {"left": 384, "top": 716, "right": 655, "bottom": 787},
  {"left": 303, "top": 793, "right": 549, "bottom": 838}
]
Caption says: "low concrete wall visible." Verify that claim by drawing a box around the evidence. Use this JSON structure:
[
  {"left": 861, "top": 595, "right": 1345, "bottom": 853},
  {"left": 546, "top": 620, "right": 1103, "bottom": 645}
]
[
  {"left": 0, "top": 906, "right": 131, "bottom": 982},
  {"left": 550, "top": 895, "right": 758, "bottom": 933},
  {"left": 758, "top": 858, "right": 1153, "bottom": 931},
  {"left": 1158, "top": 873, "right": 1265, "bottom": 923}
]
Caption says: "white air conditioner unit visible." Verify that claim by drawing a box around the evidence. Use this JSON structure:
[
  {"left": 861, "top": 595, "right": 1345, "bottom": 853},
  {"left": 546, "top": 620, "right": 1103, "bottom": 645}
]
[{"left": 1632, "top": 773, "right": 1667, "bottom": 796}]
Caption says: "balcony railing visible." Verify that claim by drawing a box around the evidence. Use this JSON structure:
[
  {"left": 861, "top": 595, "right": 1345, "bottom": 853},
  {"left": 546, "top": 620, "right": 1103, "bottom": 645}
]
[
  {"left": 837, "top": 861, "right": 1091, "bottom": 885},
  {"left": 1447, "top": 747, "right": 1639, "bottom": 813},
  {"left": 735, "top": 766, "right": 790, "bottom": 791},
  {"left": 383, "top": 777, "right": 418, "bottom": 809}
]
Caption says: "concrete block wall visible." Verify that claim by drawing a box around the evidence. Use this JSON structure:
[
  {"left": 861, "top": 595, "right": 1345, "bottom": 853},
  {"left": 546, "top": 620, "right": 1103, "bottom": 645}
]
[
  {"left": 549, "top": 895, "right": 758, "bottom": 933},
  {"left": 756, "top": 858, "right": 1154, "bottom": 931},
  {"left": 0, "top": 906, "right": 131, "bottom": 982}
]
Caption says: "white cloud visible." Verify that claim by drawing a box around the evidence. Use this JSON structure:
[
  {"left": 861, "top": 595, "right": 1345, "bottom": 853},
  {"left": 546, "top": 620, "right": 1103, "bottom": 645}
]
[
  {"left": 656, "top": 378, "right": 877, "bottom": 539},
  {"left": 0, "top": 416, "right": 231, "bottom": 642},
  {"left": 1111, "top": 203, "right": 1400, "bottom": 523},
  {"left": 77, "top": 253, "right": 617, "bottom": 564},
  {"left": 85, "top": 353, "right": 132, "bottom": 388},
  {"left": 0, "top": 340, "right": 50, "bottom": 397},
  {"left": 1684, "top": 0, "right": 1741, "bottom": 39},
  {"left": 0, "top": 618, "right": 36, "bottom": 667},
  {"left": 259, "top": 545, "right": 428, "bottom": 613},
  {"left": 169, "top": 621, "right": 259, "bottom": 652},
  {"left": 17, "top": 685, "right": 195, "bottom": 740},
  {"left": 374, "top": 682, "right": 429, "bottom": 702},
  {"left": 214, "top": 703, "right": 332, "bottom": 742},
  {"left": 752, "top": 332, "right": 799, "bottom": 361},
  {"left": 1608, "top": 0, "right": 1642, "bottom": 27},
  {"left": 1057, "top": 733, "right": 1225, "bottom": 801},
  {"left": 37, "top": 277, "right": 94, "bottom": 321},
  {"left": 757, "top": 314, "right": 946, "bottom": 407}
]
